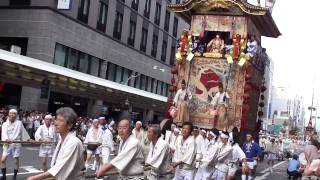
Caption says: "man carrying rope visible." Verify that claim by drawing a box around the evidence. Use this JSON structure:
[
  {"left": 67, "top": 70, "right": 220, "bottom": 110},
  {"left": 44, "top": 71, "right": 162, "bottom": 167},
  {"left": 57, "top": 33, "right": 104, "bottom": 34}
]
[{"left": 1, "top": 108, "right": 30, "bottom": 180}]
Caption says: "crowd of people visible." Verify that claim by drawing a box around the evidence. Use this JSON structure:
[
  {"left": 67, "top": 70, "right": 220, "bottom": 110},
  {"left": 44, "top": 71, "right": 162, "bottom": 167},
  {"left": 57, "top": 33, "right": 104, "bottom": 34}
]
[{"left": 1, "top": 106, "right": 320, "bottom": 180}]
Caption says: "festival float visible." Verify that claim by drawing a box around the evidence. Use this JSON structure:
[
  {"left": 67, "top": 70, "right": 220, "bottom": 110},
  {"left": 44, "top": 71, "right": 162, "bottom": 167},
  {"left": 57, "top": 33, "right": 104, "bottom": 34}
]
[{"left": 167, "top": 0, "right": 280, "bottom": 132}]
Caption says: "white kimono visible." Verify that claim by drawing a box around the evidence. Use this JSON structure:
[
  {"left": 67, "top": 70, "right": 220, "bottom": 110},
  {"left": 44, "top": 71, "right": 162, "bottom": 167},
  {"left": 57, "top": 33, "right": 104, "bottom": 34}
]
[
  {"left": 110, "top": 134, "right": 144, "bottom": 178},
  {"left": 48, "top": 132, "right": 85, "bottom": 180},
  {"left": 35, "top": 124, "right": 57, "bottom": 157},
  {"left": 173, "top": 135, "right": 197, "bottom": 180},
  {"left": 100, "top": 128, "right": 114, "bottom": 164},
  {"left": 212, "top": 143, "right": 232, "bottom": 179},
  {"left": 146, "top": 138, "right": 172, "bottom": 180},
  {"left": 195, "top": 140, "right": 219, "bottom": 180},
  {"left": 227, "top": 143, "right": 246, "bottom": 176},
  {"left": 132, "top": 128, "right": 145, "bottom": 146},
  {"left": 2, "top": 119, "right": 30, "bottom": 157},
  {"left": 195, "top": 135, "right": 206, "bottom": 165}
]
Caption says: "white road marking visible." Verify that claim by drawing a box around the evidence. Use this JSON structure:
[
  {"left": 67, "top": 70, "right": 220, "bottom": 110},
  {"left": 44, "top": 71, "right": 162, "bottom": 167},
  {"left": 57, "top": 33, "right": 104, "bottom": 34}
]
[
  {"left": 24, "top": 147, "right": 39, "bottom": 151},
  {"left": 256, "top": 161, "right": 286, "bottom": 180},
  {"left": 0, "top": 166, "right": 43, "bottom": 177}
]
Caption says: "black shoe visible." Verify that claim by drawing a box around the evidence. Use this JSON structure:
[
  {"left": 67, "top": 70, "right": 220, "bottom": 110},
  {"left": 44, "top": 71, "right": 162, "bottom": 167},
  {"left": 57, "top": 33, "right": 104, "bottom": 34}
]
[
  {"left": 12, "top": 169, "right": 18, "bottom": 180},
  {"left": 1, "top": 168, "right": 6, "bottom": 180}
]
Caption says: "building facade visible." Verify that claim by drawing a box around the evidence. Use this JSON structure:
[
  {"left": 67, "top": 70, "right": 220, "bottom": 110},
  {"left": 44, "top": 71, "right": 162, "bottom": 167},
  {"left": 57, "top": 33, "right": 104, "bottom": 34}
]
[{"left": 0, "top": 0, "right": 189, "bottom": 122}]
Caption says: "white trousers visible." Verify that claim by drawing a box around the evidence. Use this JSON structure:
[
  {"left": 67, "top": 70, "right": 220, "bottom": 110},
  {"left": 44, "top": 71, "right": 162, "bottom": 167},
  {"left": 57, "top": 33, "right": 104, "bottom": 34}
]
[
  {"left": 173, "top": 168, "right": 195, "bottom": 180},
  {"left": 194, "top": 166, "right": 214, "bottom": 180},
  {"left": 100, "top": 147, "right": 111, "bottom": 164},
  {"left": 211, "top": 169, "right": 227, "bottom": 180}
]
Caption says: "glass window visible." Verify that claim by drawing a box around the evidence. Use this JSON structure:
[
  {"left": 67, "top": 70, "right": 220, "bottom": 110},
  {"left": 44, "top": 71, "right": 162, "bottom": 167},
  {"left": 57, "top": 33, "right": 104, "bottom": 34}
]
[
  {"left": 67, "top": 48, "right": 78, "bottom": 70},
  {"left": 131, "top": 0, "right": 139, "bottom": 11},
  {"left": 53, "top": 44, "right": 67, "bottom": 67},
  {"left": 79, "top": 52, "right": 89, "bottom": 73},
  {"left": 164, "top": 10, "right": 170, "bottom": 32},
  {"left": 176, "top": 0, "right": 180, "bottom": 4},
  {"left": 90, "top": 57, "right": 100, "bottom": 76},
  {"left": 144, "top": 0, "right": 151, "bottom": 18},
  {"left": 154, "top": 3, "right": 161, "bottom": 25},
  {"left": 140, "top": 75, "right": 146, "bottom": 90},
  {"left": 10, "top": 0, "right": 30, "bottom": 5},
  {"left": 151, "top": 34, "right": 158, "bottom": 58},
  {"left": 122, "top": 69, "right": 132, "bottom": 85},
  {"left": 146, "top": 77, "right": 152, "bottom": 92},
  {"left": 156, "top": 81, "right": 162, "bottom": 95},
  {"left": 170, "top": 45, "right": 176, "bottom": 66},
  {"left": 152, "top": 78, "right": 157, "bottom": 93},
  {"left": 162, "top": 83, "right": 168, "bottom": 96},
  {"left": 140, "top": 28, "right": 148, "bottom": 52},
  {"left": 113, "top": 11, "right": 123, "bottom": 40},
  {"left": 77, "top": 0, "right": 90, "bottom": 23},
  {"left": 173, "top": 17, "right": 178, "bottom": 38},
  {"left": 97, "top": 2, "right": 108, "bottom": 32},
  {"left": 107, "top": 62, "right": 116, "bottom": 81},
  {"left": 134, "top": 75, "right": 141, "bottom": 88},
  {"left": 161, "top": 40, "right": 167, "bottom": 62},
  {"left": 128, "top": 20, "right": 136, "bottom": 46},
  {"left": 115, "top": 65, "right": 123, "bottom": 83}
]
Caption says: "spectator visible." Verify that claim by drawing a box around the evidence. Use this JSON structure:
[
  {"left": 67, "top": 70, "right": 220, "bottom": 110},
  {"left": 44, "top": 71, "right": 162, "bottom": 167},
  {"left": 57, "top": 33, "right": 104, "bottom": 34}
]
[{"left": 287, "top": 154, "right": 302, "bottom": 180}]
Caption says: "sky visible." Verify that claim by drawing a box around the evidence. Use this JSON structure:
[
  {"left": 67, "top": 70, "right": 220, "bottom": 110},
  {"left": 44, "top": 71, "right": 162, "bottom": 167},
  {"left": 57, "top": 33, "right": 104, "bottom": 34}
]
[{"left": 259, "top": 0, "right": 320, "bottom": 125}]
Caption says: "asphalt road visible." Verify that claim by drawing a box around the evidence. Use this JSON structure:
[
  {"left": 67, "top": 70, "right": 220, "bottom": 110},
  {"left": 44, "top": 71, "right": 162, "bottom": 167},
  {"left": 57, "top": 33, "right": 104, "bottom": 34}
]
[{"left": 0, "top": 144, "right": 305, "bottom": 180}]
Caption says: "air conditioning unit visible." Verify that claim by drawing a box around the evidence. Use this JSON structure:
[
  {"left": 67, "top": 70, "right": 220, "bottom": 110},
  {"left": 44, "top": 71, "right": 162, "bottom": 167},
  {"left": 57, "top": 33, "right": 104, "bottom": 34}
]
[{"left": 10, "top": 45, "right": 21, "bottom": 54}]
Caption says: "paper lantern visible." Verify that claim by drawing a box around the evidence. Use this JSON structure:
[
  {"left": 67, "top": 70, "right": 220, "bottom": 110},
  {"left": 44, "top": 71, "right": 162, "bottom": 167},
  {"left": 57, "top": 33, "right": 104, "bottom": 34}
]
[
  {"left": 242, "top": 104, "right": 250, "bottom": 112},
  {"left": 260, "top": 95, "right": 265, "bottom": 100},
  {"left": 244, "top": 83, "right": 252, "bottom": 91},
  {"left": 243, "top": 93, "right": 250, "bottom": 100},
  {"left": 245, "top": 72, "right": 252, "bottom": 81},
  {"left": 260, "top": 86, "right": 267, "bottom": 92},
  {"left": 171, "top": 77, "right": 176, "bottom": 84},
  {"left": 258, "top": 111, "right": 263, "bottom": 117},
  {"left": 169, "top": 86, "right": 176, "bottom": 93},
  {"left": 171, "top": 67, "right": 178, "bottom": 74}
]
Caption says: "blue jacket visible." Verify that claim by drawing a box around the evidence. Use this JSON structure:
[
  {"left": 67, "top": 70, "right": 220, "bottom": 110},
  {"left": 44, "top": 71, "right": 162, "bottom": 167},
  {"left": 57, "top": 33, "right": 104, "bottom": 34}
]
[{"left": 242, "top": 141, "right": 262, "bottom": 162}]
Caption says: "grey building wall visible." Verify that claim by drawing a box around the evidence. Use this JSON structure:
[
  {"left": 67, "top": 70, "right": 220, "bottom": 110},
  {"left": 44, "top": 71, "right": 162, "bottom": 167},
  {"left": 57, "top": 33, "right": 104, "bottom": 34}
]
[
  {"left": 0, "top": 0, "right": 189, "bottom": 83},
  {"left": 0, "top": 0, "right": 189, "bottom": 114}
]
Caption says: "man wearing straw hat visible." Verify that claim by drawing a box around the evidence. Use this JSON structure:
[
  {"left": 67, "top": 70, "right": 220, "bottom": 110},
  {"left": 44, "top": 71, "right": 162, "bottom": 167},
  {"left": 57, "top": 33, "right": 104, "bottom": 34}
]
[
  {"left": 1, "top": 108, "right": 30, "bottom": 180},
  {"left": 34, "top": 114, "right": 57, "bottom": 171}
]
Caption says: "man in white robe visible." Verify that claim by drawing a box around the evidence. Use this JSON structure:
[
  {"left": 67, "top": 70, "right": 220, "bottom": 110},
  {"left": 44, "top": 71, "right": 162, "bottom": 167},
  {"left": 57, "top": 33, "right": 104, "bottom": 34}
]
[
  {"left": 146, "top": 124, "right": 172, "bottom": 180},
  {"left": 84, "top": 119, "right": 103, "bottom": 171},
  {"left": 194, "top": 129, "right": 206, "bottom": 168},
  {"left": 165, "top": 123, "right": 177, "bottom": 143},
  {"left": 169, "top": 128, "right": 180, "bottom": 152},
  {"left": 99, "top": 124, "right": 114, "bottom": 165},
  {"left": 34, "top": 114, "right": 57, "bottom": 171},
  {"left": 27, "top": 107, "right": 85, "bottom": 180},
  {"left": 173, "top": 80, "right": 192, "bottom": 123},
  {"left": 172, "top": 122, "right": 197, "bottom": 180},
  {"left": 1, "top": 109, "right": 30, "bottom": 180},
  {"left": 212, "top": 131, "right": 233, "bottom": 180},
  {"left": 132, "top": 121, "right": 145, "bottom": 146},
  {"left": 195, "top": 130, "right": 220, "bottom": 180},
  {"left": 97, "top": 119, "right": 145, "bottom": 180}
]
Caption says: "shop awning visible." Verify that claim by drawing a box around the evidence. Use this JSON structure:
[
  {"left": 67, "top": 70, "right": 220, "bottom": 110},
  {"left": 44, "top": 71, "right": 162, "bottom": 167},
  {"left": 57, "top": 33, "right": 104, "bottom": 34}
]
[{"left": 0, "top": 49, "right": 167, "bottom": 102}]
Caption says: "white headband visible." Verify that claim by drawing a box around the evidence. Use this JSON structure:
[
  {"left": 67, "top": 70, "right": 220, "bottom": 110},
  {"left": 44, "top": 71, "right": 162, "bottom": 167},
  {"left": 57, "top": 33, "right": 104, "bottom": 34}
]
[
  {"left": 220, "top": 133, "right": 229, "bottom": 139},
  {"left": 9, "top": 109, "right": 17, "bottom": 114},
  {"left": 93, "top": 119, "right": 99, "bottom": 123},
  {"left": 209, "top": 131, "right": 216, "bottom": 137},
  {"left": 201, "top": 129, "right": 206, "bottom": 133},
  {"left": 98, "top": 117, "right": 105, "bottom": 120},
  {"left": 136, "top": 121, "right": 142, "bottom": 125},
  {"left": 44, "top": 115, "right": 52, "bottom": 119}
]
